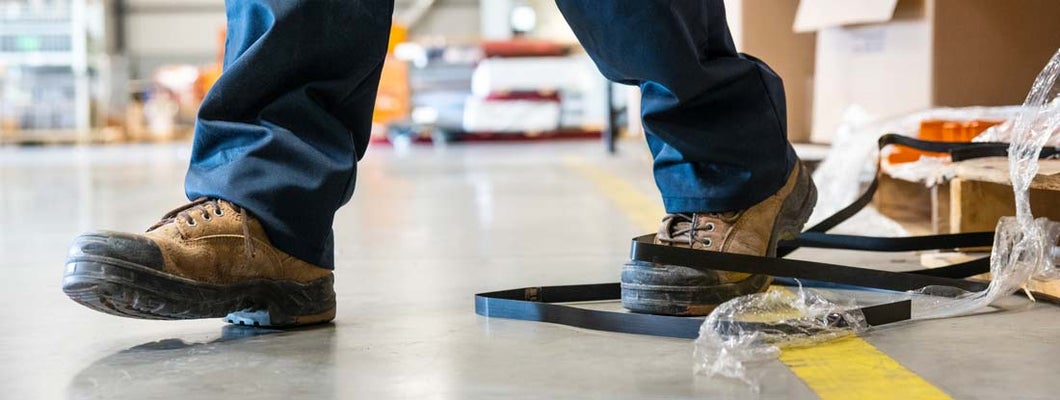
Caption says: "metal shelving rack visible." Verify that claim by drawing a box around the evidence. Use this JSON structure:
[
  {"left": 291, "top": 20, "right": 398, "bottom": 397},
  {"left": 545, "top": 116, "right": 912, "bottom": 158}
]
[{"left": 0, "top": 0, "right": 95, "bottom": 143}]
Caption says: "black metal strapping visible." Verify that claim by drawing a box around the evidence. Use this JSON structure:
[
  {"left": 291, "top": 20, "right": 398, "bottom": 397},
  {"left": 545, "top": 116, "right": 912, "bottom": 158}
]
[
  {"left": 475, "top": 283, "right": 912, "bottom": 339},
  {"left": 475, "top": 134, "right": 1047, "bottom": 339}
]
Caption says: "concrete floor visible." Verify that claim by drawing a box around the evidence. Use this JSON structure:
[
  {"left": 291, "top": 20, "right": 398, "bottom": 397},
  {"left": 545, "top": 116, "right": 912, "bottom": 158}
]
[{"left": 1, "top": 140, "right": 1059, "bottom": 399}]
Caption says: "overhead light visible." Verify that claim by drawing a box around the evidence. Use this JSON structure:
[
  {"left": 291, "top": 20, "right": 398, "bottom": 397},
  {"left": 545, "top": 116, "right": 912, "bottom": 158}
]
[{"left": 509, "top": 4, "right": 536, "bottom": 35}]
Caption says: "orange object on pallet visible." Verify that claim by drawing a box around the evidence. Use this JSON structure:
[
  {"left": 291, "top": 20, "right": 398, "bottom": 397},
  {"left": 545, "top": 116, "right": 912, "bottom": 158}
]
[{"left": 887, "top": 119, "right": 1003, "bottom": 164}]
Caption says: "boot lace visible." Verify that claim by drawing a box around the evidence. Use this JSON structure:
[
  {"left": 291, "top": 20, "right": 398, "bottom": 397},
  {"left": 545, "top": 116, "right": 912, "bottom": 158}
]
[
  {"left": 657, "top": 212, "right": 737, "bottom": 248},
  {"left": 148, "top": 198, "right": 256, "bottom": 260}
]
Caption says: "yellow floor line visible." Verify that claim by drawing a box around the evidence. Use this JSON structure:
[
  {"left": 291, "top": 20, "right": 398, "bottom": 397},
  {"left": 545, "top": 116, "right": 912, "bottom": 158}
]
[
  {"left": 779, "top": 337, "right": 949, "bottom": 400},
  {"left": 564, "top": 156, "right": 951, "bottom": 400},
  {"left": 563, "top": 157, "right": 661, "bottom": 231}
]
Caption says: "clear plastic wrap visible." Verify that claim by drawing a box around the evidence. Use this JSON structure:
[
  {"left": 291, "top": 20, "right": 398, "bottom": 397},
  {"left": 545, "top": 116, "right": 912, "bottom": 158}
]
[
  {"left": 973, "top": 110, "right": 1060, "bottom": 147},
  {"left": 911, "top": 217, "right": 1060, "bottom": 319},
  {"left": 693, "top": 286, "right": 866, "bottom": 385},
  {"left": 910, "top": 45, "right": 1060, "bottom": 316},
  {"left": 696, "top": 49, "right": 1060, "bottom": 383},
  {"left": 811, "top": 106, "right": 1022, "bottom": 226},
  {"left": 880, "top": 155, "right": 953, "bottom": 187},
  {"left": 1007, "top": 48, "right": 1060, "bottom": 283}
]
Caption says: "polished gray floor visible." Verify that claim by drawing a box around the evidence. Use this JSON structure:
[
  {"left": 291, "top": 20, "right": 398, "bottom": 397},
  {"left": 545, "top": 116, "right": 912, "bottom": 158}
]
[{"left": 1, "top": 140, "right": 1059, "bottom": 399}]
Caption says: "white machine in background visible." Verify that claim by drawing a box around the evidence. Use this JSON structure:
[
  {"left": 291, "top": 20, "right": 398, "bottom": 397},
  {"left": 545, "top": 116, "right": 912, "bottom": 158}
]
[
  {"left": 462, "top": 97, "right": 561, "bottom": 133},
  {"left": 463, "top": 54, "right": 610, "bottom": 134}
]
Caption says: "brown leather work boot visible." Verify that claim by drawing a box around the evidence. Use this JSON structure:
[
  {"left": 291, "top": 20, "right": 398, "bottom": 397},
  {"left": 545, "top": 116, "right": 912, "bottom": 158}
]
[
  {"left": 62, "top": 198, "right": 335, "bottom": 327},
  {"left": 622, "top": 162, "right": 817, "bottom": 316}
]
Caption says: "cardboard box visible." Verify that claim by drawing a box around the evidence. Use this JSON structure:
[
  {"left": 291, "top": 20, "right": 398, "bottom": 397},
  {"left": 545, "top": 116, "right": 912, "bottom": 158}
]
[{"left": 797, "top": 0, "right": 1060, "bottom": 143}]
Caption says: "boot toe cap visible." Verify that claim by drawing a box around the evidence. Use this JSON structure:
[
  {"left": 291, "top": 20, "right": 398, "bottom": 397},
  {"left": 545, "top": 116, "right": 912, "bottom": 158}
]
[{"left": 68, "top": 231, "right": 165, "bottom": 271}]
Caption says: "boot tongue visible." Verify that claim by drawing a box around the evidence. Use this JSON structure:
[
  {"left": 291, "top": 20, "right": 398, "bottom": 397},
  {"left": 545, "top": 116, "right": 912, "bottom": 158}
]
[
  {"left": 146, "top": 198, "right": 212, "bottom": 232},
  {"left": 668, "top": 216, "right": 695, "bottom": 238},
  {"left": 657, "top": 212, "right": 741, "bottom": 246},
  {"left": 656, "top": 214, "right": 696, "bottom": 244}
]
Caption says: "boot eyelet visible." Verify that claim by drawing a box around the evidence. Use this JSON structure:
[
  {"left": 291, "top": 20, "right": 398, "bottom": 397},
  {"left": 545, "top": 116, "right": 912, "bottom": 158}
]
[
  {"left": 703, "top": 238, "right": 712, "bottom": 247},
  {"left": 187, "top": 219, "right": 197, "bottom": 226},
  {"left": 202, "top": 214, "right": 211, "bottom": 221},
  {"left": 706, "top": 223, "right": 715, "bottom": 231},
  {"left": 214, "top": 209, "right": 224, "bottom": 217}
]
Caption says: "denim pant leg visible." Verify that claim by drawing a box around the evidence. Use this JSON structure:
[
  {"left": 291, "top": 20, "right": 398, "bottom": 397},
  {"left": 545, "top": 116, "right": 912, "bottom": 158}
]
[
  {"left": 185, "top": 0, "right": 394, "bottom": 269},
  {"left": 556, "top": 0, "right": 797, "bottom": 213}
]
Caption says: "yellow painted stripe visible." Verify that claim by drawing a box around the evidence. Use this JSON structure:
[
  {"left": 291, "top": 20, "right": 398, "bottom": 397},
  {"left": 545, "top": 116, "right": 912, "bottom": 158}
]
[
  {"left": 562, "top": 157, "right": 663, "bottom": 229},
  {"left": 780, "top": 338, "right": 949, "bottom": 400},
  {"left": 564, "top": 156, "right": 951, "bottom": 400}
]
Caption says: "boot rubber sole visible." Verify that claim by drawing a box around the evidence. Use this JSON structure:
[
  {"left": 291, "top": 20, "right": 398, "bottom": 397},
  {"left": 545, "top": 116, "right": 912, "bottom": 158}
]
[
  {"left": 621, "top": 162, "right": 818, "bottom": 316},
  {"left": 62, "top": 256, "right": 336, "bottom": 327}
]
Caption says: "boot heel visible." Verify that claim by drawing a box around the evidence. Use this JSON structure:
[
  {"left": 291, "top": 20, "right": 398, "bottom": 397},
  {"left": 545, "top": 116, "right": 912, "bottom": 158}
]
[{"left": 769, "top": 163, "right": 818, "bottom": 256}]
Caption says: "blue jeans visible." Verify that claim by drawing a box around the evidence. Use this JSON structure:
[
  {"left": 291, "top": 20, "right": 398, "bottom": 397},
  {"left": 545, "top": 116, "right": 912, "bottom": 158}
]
[{"left": 186, "top": 0, "right": 796, "bottom": 269}]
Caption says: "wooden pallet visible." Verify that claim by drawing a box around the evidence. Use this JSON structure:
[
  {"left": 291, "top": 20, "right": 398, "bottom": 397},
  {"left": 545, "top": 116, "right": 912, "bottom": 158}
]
[
  {"left": 876, "top": 157, "right": 1060, "bottom": 235},
  {"left": 948, "top": 158, "right": 1060, "bottom": 233},
  {"left": 877, "top": 157, "right": 1060, "bottom": 296}
]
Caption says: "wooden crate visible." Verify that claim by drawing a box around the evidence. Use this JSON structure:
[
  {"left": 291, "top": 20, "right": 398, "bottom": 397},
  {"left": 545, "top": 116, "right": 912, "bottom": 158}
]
[
  {"left": 876, "top": 158, "right": 1060, "bottom": 234},
  {"left": 879, "top": 157, "right": 1060, "bottom": 298},
  {"left": 948, "top": 158, "right": 1060, "bottom": 233}
]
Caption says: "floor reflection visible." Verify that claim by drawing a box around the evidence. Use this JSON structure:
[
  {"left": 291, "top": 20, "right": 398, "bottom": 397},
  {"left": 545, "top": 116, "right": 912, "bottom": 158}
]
[{"left": 67, "top": 324, "right": 337, "bottom": 400}]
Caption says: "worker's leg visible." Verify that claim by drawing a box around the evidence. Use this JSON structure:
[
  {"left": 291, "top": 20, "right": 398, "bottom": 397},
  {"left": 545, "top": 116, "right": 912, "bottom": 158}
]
[
  {"left": 187, "top": 0, "right": 394, "bottom": 268},
  {"left": 555, "top": 0, "right": 795, "bottom": 213},
  {"left": 63, "top": 0, "right": 393, "bottom": 326},
  {"left": 556, "top": 0, "right": 815, "bottom": 316}
]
